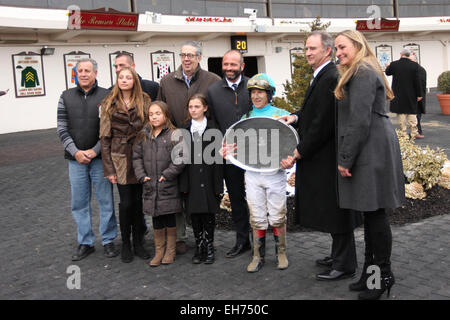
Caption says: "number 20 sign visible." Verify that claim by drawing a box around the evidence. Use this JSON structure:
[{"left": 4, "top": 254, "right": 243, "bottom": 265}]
[{"left": 231, "top": 36, "right": 248, "bottom": 53}]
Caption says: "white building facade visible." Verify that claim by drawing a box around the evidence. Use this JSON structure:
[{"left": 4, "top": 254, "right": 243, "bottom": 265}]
[{"left": 0, "top": 1, "right": 449, "bottom": 133}]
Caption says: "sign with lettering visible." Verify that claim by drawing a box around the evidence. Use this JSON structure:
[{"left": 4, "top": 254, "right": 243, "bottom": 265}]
[
  {"left": 186, "top": 17, "right": 233, "bottom": 23},
  {"left": 356, "top": 18, "right": 400, "bottom": 32},
  {"left": 63, "top": 51, "right": 91, "bottom": 90},
  {"left": 12, "top": 52, "right": 46, "bottom": 98},
  {"left": 231, "top": 36, "right": 248, "bottom": 54},
  {"left": 68, "top": 8, "right": 138, "bottom": 31}
]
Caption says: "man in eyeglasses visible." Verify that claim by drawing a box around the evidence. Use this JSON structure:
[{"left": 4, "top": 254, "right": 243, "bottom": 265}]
[{"left": 157, "top": 40, "right": 220, "bottom": 254}]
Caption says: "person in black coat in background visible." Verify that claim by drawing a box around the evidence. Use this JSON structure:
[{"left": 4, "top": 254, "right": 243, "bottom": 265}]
[
  {"left": 281, "top": 31, "right": 362, "bottom": 281},
  {"left": 409, "top": 54, "right": 427, "bottom": 139},
  {"left": 385, "top": 49, "right": 423, "bottom": 140},
  {"left": 180, "top": 94, "right": 223, "bottom": 264}
]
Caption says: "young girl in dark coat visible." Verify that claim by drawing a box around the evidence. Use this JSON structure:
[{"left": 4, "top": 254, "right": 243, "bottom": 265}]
[
  {"left": 132, "top": 101, "right": 185, "bottom": 267},
  {"left": 180, "top": 94, "right": 223, "bottom": 264}
]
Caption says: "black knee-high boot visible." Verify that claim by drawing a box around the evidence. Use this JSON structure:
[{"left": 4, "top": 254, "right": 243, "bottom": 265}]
[
  {"left": 350, "top": 216, "right": 374, "bottom": 291},
  {"left": 358, "top": 209, "right": 395, "bottom": 300},
  {"left": 131, "top": 190, "right": 150, "bottom": 260},
  {"left": 204, "top": 214, "right": 215, "bottom": 264},
  {"left": 119, "top": 201, "right": 133, "bottom": 263},
  {"left": 191, "top": 214, "right": 205, "bottom": 264}
]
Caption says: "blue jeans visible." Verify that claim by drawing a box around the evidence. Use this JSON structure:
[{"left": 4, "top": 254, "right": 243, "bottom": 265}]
[{"left": 68, "top": 158, "right": 117, "bottom": 246}]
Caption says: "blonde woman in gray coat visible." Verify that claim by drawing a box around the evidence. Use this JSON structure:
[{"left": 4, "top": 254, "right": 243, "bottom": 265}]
[{"left": 334, "top": 30, "right": 405, "bottom": 300}]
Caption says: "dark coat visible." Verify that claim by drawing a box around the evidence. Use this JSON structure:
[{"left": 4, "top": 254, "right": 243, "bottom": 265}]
[
  {"left": 100, "top": 95, "right": 150, "bottom": 185},
  {"left": 132, "top": 126, "right": 185, "bottom": 217},
  {"left": 417, "top": 64, "right": 427, "bottom": 114},
  {"left": 207, "top": 76, "right": 250, "bottom": 134},
  {"left": 179, "top": 119, "right": 224, "bottom": 215},
  {"left": 157, "top": 66, "right": 221, "bottom": 127},
  {"left": 60, "top": 81, "right": 109, "bottom": 160},
  {"left": 139, "top": 75, "right": 159, "bottom": 101},
  {"left": 292, "top": 62, "right": 361, "bottom": 233},
  {"left": 385, "top": 57, "right": 421, "bottom": 114},
  {"left": 337, "top": 64, "right": 405, "bottom": 212}
]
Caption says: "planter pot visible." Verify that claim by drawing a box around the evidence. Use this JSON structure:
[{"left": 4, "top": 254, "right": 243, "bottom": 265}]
[{"left": 437, "top": 94, "right": 450, "bottom": 115}]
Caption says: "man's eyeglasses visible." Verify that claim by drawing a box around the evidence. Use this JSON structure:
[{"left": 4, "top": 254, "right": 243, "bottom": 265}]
[{"left": 179, "top": 53, "right": 198, "bottom": 59}]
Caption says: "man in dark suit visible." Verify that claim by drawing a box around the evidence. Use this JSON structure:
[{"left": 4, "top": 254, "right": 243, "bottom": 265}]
[
  {"left": 385, "top": 49, "right": 423, "bottom": 140},
  {"left": 409, "top": 54, "right": 427, "bottom": 139},
  {"left": 207, "top": 50, "right": 251, "bottom": 258},
  {"left": 281, "top": 31, "right": 361, "bottom": 280}
]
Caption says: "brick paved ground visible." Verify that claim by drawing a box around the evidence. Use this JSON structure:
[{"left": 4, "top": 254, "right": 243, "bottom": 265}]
[{"left": 0, "top": 93, "right": 449, "bottom": 301}]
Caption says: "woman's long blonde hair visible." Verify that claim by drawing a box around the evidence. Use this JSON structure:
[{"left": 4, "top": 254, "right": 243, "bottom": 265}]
[
  {"left": 101, "top": 67, "right": 147, "bottom": 122},
  {"left": 334, "top": 30, "right": 394, "bottom": 101}
]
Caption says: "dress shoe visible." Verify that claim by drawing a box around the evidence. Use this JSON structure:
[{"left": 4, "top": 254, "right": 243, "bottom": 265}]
[
  {"left": 226, "top": 243, "right": 251, "bottom": 258},
  {"left": 103, "top": 242, "right": 119, "bottom": 258},
  {"left": 121, "top": 242, "right": 134, "bottom": 263},
  {"left": 315, "top": 256, "right": 333, "bottom": 267},
  {"left": 134, "top": 243, "right": 151, "bottom": 260},
  {"left": 415, "top": 134, "right": 424, "bottom": 139},
  {"left": 72, "top": 244, "right": 95, "bottom": 261},
  {"left": 316, "top": 269, "right": 355, "bottom": 281},
  {"left": 176, "top": 241, "right": 187, "bottom": 255}
]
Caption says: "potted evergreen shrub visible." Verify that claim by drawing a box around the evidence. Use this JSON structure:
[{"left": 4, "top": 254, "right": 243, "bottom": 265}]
[{"left": 437, "top": 70, "right": 450, "bottom": 115}]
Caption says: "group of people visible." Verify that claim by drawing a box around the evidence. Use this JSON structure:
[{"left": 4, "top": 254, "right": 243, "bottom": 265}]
[{"left": 57, "top": 31, "right": 406, "bottom": 300}]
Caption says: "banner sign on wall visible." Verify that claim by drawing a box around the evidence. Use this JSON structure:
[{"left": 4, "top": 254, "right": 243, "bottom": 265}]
[
  {"left": 68, "top": 8, "right": 138, "bottom": 31},
  {"left": 151, "top": 50, "right": 175, "bottom": 82},
  {"left": 376, "top": 44, "right": 393, "bottom": 70},
  {"left": 109, "top": 51, "right": 134, "bottom": 86},
  {"left": 12, "top": 52, "right": 46, "bottom": 98},
  {"left": 356, "top": 18, "right": 400, "bottom": 32},
  {"left": 63, "top": 51, "right": 91, "bottom": 90}
]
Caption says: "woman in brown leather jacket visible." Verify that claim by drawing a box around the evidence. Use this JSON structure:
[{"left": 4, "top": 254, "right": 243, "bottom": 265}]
[{"left": 100, "top": 67, "right": 151, "bottom": 263}]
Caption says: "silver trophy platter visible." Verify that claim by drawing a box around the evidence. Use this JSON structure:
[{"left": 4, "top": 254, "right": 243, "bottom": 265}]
[{"left": 223, "top": 117, "right": 299, "bottom": 173}]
